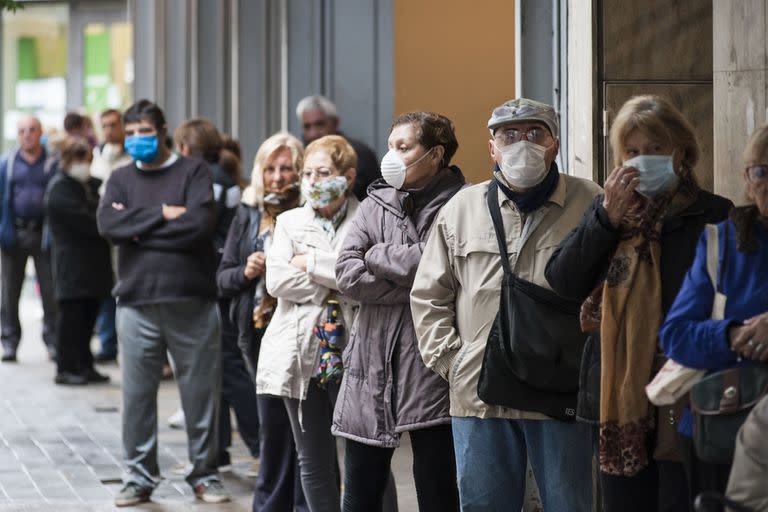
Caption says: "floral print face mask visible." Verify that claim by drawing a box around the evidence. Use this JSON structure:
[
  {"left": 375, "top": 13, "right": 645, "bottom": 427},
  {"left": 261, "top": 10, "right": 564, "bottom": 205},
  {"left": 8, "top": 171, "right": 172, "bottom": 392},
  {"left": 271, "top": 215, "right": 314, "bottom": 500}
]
[{"left": 301, "top": 175, "right": 348, "bottom": 209}]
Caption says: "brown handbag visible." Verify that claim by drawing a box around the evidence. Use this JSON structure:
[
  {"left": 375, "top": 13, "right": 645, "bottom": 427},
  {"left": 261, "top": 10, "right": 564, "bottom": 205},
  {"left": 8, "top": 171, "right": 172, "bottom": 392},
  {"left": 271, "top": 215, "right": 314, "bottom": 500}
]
[{"left": 652, "top": 354, "right": 686, "bottom": 462}]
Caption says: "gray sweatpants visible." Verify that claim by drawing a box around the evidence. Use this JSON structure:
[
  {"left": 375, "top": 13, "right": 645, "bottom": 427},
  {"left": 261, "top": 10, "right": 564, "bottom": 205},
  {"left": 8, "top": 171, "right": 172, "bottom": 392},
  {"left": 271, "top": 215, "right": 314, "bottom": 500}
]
[{"left": 117, "top": 298, "right": 222, "bottom": 489}]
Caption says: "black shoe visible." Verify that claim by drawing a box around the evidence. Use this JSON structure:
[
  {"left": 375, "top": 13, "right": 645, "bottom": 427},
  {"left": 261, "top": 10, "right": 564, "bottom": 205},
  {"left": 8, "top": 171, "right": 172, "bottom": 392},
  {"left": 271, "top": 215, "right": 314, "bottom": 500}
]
[
  {"left": 1, "top": 351, "right": 16, "bottom": 362},
  {"left": 94, "top": 352, "right": 117, "bottom": 363},
  {"left": 55, "top": 372, "right": 88, "bottom": 385},
  {"left": 86, "top": 369, "right": 110, "bottom": 383}
]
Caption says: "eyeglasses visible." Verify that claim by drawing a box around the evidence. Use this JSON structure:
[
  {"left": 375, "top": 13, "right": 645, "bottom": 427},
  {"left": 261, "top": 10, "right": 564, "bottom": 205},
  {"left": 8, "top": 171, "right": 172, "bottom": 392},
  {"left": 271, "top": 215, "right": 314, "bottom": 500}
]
[
  {"left": 746, "top": 165, "right": 768, "bottom": 183},
  {"left": 493, "top": 127, "right": 551, "bottom": 147},
  {"left": 302, "top": 167, "right": 335, "bottom": 180}
]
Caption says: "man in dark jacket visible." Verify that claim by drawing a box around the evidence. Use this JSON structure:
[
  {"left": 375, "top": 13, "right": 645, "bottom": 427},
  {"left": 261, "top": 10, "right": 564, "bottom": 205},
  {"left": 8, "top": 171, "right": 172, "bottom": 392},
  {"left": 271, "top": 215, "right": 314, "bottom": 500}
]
[
  {"left": 97, "top": 100, "right": 229, "bottom": 507},
  {"left": 0, "top": 115, "right": 58, "bottom": 362},
  {"left": 296, "top": 94, "right": 381, "bottom": 200}
]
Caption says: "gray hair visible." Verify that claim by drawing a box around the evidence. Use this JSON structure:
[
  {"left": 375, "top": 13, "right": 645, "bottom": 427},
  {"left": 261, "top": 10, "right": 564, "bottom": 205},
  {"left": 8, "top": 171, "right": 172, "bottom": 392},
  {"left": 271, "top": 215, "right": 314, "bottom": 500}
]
[{"left": 295, "top": 95, "right": 337, "bottom": 121}]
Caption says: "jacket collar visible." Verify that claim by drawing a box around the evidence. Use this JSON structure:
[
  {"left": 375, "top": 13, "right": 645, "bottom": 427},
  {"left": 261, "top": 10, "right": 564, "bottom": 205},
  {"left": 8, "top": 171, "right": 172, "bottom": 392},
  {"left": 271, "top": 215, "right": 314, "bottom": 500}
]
[
  {"left": 498, "top": 169, "right": 566, "bottom": 210},
  {"left": 297, "top": 196, "right": 360, "bottom": 250}
]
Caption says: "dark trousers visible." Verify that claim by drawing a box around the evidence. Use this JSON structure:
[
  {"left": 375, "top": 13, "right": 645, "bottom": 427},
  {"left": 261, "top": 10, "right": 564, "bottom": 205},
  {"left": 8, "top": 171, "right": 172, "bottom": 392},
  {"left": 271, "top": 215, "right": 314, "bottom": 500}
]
[
  {"left": 96, "top": 296, "right": 118, "bottom": 357},
  {"left": 343, "top": 424, "right": 458, "bottom": 512},
  {"left": 218, "top": 298, "right": 260, "bottom": 461},
  {"left": 253, "top": 394, "right": 307, "bottom": 512},
  {"left": 596, "top": 425, "right": 690, "bottom": 512},
  {"left": 56, "top": 298, "right": 99, "bottom": 376},
  {"left": 681, "top": 437, "right": 732, "bottom": 508},
  {"left": 0, "top": 227, "right": 57, "bottom": 353}
]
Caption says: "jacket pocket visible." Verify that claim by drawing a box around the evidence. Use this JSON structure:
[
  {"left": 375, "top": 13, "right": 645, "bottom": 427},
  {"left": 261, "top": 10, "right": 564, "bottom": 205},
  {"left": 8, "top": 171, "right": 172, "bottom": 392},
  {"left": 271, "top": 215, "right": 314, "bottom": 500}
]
[{"left": 449, "top": 341, "right": 470, "bottom": 387}]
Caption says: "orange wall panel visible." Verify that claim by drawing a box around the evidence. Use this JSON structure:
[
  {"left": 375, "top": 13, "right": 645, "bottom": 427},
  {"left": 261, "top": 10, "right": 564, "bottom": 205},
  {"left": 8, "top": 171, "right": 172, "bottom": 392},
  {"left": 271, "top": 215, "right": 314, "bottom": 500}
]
[{"left": 394, "top": 0, "right": 516, "bottom": 184}]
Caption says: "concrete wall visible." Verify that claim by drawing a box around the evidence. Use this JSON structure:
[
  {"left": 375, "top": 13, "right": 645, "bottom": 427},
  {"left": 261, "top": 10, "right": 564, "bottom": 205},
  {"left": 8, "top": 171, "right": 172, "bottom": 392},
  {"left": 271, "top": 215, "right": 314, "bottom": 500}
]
[
  {"left": 713, "top": 0, "right": 768, "bottom": 205},
  {"left": 393, "top": 0, "right": 516, "bottom": 184}
]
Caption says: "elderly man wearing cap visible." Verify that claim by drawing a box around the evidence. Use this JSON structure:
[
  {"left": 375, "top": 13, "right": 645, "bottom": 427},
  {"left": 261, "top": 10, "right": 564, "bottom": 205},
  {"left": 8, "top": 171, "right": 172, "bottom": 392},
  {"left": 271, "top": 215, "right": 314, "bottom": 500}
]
[{"left": 411, "top": 98, "right": 601, "bottom": 511}]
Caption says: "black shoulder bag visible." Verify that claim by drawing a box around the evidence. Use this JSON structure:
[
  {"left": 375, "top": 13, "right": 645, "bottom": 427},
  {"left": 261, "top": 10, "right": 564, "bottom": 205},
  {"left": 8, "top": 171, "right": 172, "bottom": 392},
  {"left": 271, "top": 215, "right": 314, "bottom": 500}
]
[{"left": 477, "top": 180, "right": 588, "bottom": 421}]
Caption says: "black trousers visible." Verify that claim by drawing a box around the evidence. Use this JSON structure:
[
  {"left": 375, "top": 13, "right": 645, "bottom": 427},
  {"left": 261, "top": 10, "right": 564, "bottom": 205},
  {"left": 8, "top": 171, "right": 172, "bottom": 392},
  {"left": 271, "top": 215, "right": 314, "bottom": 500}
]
[
  {"left": 343, "top": 424, "right": 459, "bottom": 512},
  {"left": 56, "top": 298, "right": 99, "bottom": 376},
  {"left": 595, "top": 425, "right": 690, "bottom": 512},
  {"left": 253, "top": 394, "right": 307, "bottom": 512},
  {"left": 218, "top": 298, "right": 260, "bottom": 461},
  {"left": 1, "top": 227, "right": 57, "bottom": 353}
]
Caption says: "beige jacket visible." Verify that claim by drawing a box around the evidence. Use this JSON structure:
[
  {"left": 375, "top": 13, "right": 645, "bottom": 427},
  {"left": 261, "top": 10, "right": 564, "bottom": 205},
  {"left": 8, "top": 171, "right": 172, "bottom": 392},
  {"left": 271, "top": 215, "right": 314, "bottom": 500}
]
[
  {"left": 256, "top": 198, "right": 359, "bottom": 400},
  {"left": 411, "top": 175, "right": 602, "bottom": 420},
  {"left": 726, "top": 395, "right": 768, "bottom": 511}
]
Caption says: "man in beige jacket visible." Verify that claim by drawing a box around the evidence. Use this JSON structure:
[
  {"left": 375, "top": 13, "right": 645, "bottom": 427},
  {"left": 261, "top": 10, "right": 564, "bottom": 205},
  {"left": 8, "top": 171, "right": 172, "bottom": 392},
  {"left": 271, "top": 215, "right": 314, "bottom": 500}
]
[{"left": 411, "top": 98, "right": 601, "bottom": 511}]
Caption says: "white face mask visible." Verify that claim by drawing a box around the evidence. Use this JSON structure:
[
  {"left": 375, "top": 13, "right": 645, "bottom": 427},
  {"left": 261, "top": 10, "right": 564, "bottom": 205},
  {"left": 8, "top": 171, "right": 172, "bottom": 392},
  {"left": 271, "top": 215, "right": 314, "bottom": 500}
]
[
  {"left": 68, "top": 162, "right": 91, "bottom": 182},
  {"left": 495, "top": 140, "right": 549, "bottom": 189},
  {"left": 623, "top": 154, "right": 679, "bottom": 199},
  {"left": 380, "top": 147, "right": 434, "bottom": 189}
]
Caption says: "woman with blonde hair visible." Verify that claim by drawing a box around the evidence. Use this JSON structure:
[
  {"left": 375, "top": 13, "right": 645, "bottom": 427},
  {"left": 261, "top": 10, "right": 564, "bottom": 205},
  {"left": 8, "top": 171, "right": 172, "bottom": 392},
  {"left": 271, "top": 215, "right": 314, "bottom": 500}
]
[
  {"left": 661, "top": 124, "right": 768, "bottom": 502},
  {"left": 545, "top": 95, "right": 732, "bottom": 511},
  {"left": 217, "top": 132, "right": 307, "bottom": 511},
  {"left": 257, "top": 135, "right": 360, "bottom": 511}
]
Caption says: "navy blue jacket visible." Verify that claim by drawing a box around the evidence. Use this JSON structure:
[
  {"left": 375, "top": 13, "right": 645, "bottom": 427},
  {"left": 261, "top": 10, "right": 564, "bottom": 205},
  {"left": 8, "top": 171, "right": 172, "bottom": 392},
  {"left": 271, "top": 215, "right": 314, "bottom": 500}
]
[{"left": 0, "top": 149, "right": 57, "bottom": 250}]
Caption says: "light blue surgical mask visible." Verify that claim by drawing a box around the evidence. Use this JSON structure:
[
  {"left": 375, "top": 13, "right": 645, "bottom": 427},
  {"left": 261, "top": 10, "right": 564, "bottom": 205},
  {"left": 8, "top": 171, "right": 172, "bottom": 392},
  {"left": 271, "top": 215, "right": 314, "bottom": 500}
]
[
  {"left": 623, "top": 153, "right": 679, "bottom": 199},
  {"left": 124, "top": 135, "right": 159, "bottom": 163}
]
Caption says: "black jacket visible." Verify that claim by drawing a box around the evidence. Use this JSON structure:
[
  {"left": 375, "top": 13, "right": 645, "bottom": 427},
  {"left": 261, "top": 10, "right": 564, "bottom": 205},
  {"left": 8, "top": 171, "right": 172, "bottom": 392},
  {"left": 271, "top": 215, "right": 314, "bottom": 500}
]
[
  {"left": 544, "top": 191, "right": 733, "bottom": 422},
  {"left": 217, "top": 203, "right": 262, "bottom": 377},
  {"left": 45, "top": 172, "right": 113, "bottom": 301},
  {"left": 342, "top": 134, "right": 380, "bottom": 201},
  {"left": 210, "top": 162, "right": 239, "bottom": 259}
]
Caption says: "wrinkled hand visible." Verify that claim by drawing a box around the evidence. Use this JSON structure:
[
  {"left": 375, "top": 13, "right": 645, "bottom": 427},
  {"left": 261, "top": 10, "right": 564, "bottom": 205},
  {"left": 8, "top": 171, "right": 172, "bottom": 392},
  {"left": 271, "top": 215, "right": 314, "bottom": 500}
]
[
  {"left": 243, "top": 251, "right": 266, "bottom": 280},
  {"left": 162, "top": 204, "right": 187, "bottom": 221},
  {"left": 730, "top": 313, "right": 768, "bottom": 362},
  {"left": 602, "top": 165, "right": 641, "bottom": 228},
  {"left": 291, "top": 254, "right": 308, "bottom": 272}
]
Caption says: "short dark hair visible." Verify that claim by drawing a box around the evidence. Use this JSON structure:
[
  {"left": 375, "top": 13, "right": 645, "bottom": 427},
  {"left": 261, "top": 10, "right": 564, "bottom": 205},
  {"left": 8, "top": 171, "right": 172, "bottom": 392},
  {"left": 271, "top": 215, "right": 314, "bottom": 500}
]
[
  {"left": 63, "top": 112, "right": 85, "bottom": 132},
  {"left": 390, "top": 112, "right": 459, "bottom": 168},
  {"left": 123, "top": 99, "right": 167, "bottom": 132},
  {"left": 100, "top": 108, "right": 121, "bottom": 120}
]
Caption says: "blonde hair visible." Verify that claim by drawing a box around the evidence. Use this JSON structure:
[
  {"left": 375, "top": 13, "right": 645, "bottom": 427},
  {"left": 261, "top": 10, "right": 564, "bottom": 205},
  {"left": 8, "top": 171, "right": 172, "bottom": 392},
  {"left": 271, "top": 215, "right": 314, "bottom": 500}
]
[
  {"left": 304, "top": 134, "right": 357, "bottom": 173},
  {"left": 609, "top": 95, "right": 700, "bottom": 174},
  {"left": 241, "top": 132, "right": 303, "bottom": 207},
  {"left": 743, "top": 124, "right": 768, "bottom": 166}
]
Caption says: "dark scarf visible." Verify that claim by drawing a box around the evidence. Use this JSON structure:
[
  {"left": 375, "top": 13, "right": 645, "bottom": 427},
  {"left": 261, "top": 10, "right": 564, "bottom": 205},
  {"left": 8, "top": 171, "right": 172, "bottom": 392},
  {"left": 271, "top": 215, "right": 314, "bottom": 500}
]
[{"left": 494, "top": 162, "right": 560, "bottom": 213}]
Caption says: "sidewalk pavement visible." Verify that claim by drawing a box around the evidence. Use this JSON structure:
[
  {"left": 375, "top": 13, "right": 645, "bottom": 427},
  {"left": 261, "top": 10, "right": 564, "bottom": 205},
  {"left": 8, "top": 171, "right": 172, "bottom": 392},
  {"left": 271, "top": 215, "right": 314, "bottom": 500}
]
[{"left": 0, "top": 284, "right": 418, "bottom": 511}]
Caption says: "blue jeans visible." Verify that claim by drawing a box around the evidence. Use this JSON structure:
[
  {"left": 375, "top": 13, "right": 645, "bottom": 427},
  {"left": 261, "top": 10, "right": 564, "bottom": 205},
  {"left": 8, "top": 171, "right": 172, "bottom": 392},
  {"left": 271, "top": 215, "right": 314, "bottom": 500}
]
[
  {"left": 452, "top": 417, "right": 592, "bottom": 512},
  {"left": 97, "top": 296, "right": 117, "bottom": 357}
]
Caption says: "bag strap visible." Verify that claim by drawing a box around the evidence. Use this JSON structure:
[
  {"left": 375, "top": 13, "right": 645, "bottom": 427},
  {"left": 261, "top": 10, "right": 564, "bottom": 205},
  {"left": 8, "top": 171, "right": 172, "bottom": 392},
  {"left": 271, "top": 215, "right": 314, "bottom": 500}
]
[
  {"left": 705, "top": 224, "right": 720, "bottom": 291},
  {"left": 486, "top": 180, "right": 513, "bottom": 276}
]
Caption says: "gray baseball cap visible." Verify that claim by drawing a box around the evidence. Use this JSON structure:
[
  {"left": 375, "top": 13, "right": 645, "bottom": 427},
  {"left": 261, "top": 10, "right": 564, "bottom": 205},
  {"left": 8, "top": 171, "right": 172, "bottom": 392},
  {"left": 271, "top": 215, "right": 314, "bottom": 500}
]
[{"left": 487, "top": 98, "right": 559, "bottom": 138}]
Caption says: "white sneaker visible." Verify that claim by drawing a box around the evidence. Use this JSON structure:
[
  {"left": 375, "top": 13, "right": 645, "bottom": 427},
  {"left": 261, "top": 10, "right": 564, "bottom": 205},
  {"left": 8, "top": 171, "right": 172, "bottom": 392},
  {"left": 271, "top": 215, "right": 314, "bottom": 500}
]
[
  {"left": 167, "top": 408, "right": 185, "bottom": 429},
  {"left": 246, "top": 459, "right": 260, "bottom": 478}
]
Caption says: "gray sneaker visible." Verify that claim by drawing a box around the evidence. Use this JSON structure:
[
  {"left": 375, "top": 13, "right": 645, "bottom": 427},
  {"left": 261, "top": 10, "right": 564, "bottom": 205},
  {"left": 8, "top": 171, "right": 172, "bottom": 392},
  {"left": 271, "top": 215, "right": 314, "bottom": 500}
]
[
  {"left": 114, "top": 482, "right": 151, "bottom": 507},
  {"left": 193, "top": 480, "right": 230, "bottom": 503}
]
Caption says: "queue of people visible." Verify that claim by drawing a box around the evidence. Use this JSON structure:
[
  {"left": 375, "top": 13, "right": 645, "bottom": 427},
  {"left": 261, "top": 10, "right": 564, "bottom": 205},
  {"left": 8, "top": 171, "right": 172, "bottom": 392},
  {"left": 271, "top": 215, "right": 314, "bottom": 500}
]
[{"left": 1, "top": 90, "right": 766, "bottom": 512}]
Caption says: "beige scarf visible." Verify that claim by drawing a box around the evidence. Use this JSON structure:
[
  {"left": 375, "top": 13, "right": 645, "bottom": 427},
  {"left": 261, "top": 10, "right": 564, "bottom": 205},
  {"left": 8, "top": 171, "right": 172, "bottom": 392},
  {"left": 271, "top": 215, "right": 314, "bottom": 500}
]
[{"left": 593, "top": 183, "right": 697, "bottom": 476}]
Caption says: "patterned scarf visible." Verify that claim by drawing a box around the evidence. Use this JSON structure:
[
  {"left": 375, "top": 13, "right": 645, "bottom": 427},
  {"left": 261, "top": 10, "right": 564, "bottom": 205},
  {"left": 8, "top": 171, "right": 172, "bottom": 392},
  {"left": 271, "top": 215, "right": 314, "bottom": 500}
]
[
  {"left": 313, "top": 199, "right": 349, "bottom": 240},
  {"left": 589, "top": 180, "right": 697, "bottom": 476}
]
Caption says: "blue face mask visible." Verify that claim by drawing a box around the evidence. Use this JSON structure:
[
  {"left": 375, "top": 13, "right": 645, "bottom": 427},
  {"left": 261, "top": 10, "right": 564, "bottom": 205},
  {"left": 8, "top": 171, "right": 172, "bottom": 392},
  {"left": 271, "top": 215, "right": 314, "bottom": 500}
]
[
  {"left": 623, "top": 153, "right": 679, "bottom": 199},
  {"left": 124, "top": 135, "right": 159, "bottom": 163}
]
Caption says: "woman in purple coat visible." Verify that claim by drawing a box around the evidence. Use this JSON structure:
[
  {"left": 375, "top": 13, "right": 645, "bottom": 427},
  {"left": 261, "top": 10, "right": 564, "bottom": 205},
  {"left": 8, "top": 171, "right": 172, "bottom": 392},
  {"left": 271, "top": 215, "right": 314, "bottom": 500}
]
[{"left": 334, "top": 112, "right": 465, "bottom": 512}]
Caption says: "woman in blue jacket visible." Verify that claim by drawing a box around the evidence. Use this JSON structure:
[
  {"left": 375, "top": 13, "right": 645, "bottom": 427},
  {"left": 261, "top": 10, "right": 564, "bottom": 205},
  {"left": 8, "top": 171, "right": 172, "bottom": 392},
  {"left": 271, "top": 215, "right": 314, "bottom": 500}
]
[{"left": 660, "top": 123, "right": 768, "bottom": 500}]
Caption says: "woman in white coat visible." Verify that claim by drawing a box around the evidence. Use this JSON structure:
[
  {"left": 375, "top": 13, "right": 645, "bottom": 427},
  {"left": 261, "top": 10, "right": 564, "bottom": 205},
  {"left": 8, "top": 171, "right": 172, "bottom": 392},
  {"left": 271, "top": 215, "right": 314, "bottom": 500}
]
[{"left": 256, "top": 135, "right": 358, "bottom": 511}]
